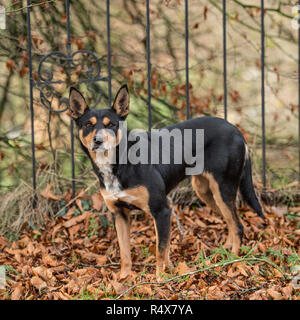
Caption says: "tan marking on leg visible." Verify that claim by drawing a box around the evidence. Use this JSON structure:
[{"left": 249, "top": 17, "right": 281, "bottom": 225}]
[
  {"left": 153, "top": 220, "right": 170, "bottom": 277},
  {"left": 202, "top": 172, "right": 241, "bottom": 254},
  {"left": 115, "top": 213, "right": 132, "bottom": 279},
  {"left": 102, "top": 117, "right": 111, "bottom": 126},
  {"left": 122, "top": 186, "right": 150, "bottom": 213},
  {"left": 100, "top": 186, "right": 150, "bottom": 214},
  {"left": 191, "top": 175, "right": 233, "bottom": 249},
  {"left": 100, "top": 188, "right": 117, "bottom": 212},
  {"left": 191, "top": 175, "right": 209, "bottom": 196}
]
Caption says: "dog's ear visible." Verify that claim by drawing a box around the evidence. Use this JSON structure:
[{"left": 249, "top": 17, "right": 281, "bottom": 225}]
[
  {"left": 112, "top": 85, "right": 130, "bottom": 118},
  {"left": 67, "top": 87, "right": 89, "bottom": 119}
]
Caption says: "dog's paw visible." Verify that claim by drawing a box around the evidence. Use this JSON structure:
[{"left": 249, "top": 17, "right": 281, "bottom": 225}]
[{"left": 119, "top": 269, "right": 136, "bottom": 281}]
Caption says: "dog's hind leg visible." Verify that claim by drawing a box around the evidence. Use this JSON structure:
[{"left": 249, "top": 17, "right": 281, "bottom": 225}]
[
  {"left": 204, "top": 172, "right": 243, "bottom": 255},
  {"left": 192, "top": 175, "right": 233, "bottom": 249}
]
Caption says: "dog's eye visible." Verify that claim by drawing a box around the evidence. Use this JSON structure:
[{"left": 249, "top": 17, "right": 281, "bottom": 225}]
[
  {"left": 85, "top": 123, "right": 93, "bottom": 129},
  {"left": 107, "top": 122, "right": 115, "bottom": 129}
]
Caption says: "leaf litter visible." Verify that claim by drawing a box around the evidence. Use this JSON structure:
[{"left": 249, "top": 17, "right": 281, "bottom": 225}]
[{"left": 0, "top": 188, "right": 299, "bottom": 300}]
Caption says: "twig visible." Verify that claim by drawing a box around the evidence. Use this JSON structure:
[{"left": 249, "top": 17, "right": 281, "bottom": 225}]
[
  {"left": 115, "top": 256, "right": 288, "bottom": 299},
  {"left": 168, "top": 195, "right": 185, "bottom": 239},
  {"left": 54, "top": 180, "right": 98, "bottom": 217},
  {"left": 232, "top": 0, "right": 294, "bottom": 19},
  {"left": 78, "top": 262, "right": 155, "bottom": 269},
  {"left": 6, "top": 0, "right": 57, "bottom": 14}
]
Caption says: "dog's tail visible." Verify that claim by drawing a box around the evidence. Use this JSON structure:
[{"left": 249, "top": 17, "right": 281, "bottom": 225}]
[{"left": 239, "top": 145, "right": 264, "bottom": 219}]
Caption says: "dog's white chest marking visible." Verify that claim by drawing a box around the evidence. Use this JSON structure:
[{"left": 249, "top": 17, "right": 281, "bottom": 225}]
[{"left": 95, "top": 151, "right": 136, "bottom": 203}]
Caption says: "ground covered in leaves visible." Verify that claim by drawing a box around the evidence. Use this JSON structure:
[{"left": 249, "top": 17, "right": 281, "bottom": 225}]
[{"left": 0, "top": 189, "right": 299, "bottom": 300}]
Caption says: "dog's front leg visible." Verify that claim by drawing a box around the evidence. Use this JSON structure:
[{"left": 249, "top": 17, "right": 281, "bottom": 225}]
[
  {"left": 115, "top": 213, "right": 132, "bottom": 279},
  {"left": 153, "top": 206, "right": 172, "bottom": 278}
]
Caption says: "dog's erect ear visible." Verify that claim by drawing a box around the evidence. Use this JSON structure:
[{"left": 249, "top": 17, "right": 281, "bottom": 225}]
[
  {"left": 67, "top": 87, "right": 89, "bottom": 120},
  {"left": 112, "top": 85, "right": 130, "bottom": 118}
]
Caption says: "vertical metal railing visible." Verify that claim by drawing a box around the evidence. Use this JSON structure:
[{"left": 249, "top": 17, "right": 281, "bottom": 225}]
[
  {"left": 27, "top": 0, "right": 105, "bottom": 205},
  {"left": 27, "top": 0, "right": 37, "bottom": 207},
  {"left": 106, "top": 0, "right": 112, "bottom": 106},
  {"left": 298, "top": 0, "right": 300, "bottom": 183},
  {"left": 222, "top": 0, "right": 227, "bottom": 121},
  {"left": 261, "top": 0, "right": 266, "bottom": 188},
  {"left": 25, "top": 0, "right": 297, "bottom": 204},
  {"left": 146, "top": 0, "right": 152, "bottom": 132},
  {"left": 185, "top": 0, "right": 190, "bottom": 120},
  {"left": 66, "top": 0, "right": 76, "bottom": 200}
]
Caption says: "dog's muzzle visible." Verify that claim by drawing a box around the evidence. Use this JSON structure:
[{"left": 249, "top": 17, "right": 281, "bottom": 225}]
[{"left": 92, "top": 135, "right": 104, "bottom": 151}]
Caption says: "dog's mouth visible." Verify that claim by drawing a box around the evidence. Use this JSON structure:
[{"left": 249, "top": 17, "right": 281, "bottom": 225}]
[
  {"left": 90, "top": 143, "right": 111, "bottom": 152},
  {"left": 91, "top": 144, "right": 105, "bottom": 152},
  {"left": 91, "top": 145, "right": 101, "bottom": 151}
]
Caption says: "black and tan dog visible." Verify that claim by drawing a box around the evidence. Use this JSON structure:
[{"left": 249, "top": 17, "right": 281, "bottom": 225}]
[{"left": 67, "top": 84, "right": 264, "bottom": 279}]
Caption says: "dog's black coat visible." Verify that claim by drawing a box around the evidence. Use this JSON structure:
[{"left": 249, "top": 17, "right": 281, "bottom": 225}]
[{"left": 68, "top": 85, "right": 263, "bottom": 276}]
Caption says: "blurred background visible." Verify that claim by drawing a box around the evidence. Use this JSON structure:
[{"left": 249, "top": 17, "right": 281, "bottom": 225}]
[{"left": 0, "top": 0, "right": 298, "bottom": 213}]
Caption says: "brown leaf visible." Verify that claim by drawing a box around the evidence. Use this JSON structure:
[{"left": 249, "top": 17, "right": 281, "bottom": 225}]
[
  {"left": 18, "top": 66, "right": 29, "bottom": 78},
  {"left": 281, "top": 283, "right": 293, "bottom": 298},
  {"left": 63, "top": 211, "right": 92, "bottom": 228},
  {"left": 236, "top": 263, "right": 248, "bottom": 277},
  {"left": 6, "top": 59, "right": 17, "bottom": 73},
  {"left": 41, "top": 184, "right": 61, "bottom": 201},
  {"left": 267, "top": 288, "right": 282, "bottom": 300},
  {"left": 11, "top": 284, "right": 24, "bottom": 300},
  {"left": 61, "top": 13, "right": 67, "bottom": 23},
  {"left": 76, "top": 39, "right": 83, "bottom": 50},
  {"left": 68, "top": 224, "right": 81, "bottom": 241},
  {"left": 273, "top": 268, "right": 284, "bottom": 278},
  {"left": 111, "top": 280, "right": 125, "bottom": 295},
  {"left": 42, "top": 254, "right": 57, "bottom": 267},
  {"left": 176, "top": 262, "right": 190, "bottom": 275},
  {"left": 96, "top": 255, "right": 107, "bottom": 266},
  {"left": 0, "top": 235, "right": 8, "bottom": 249},
  {"left": 92, "top": 193, "right": 103, "bottom": 211},
  {"left": 30, "top": 276, "right": 47, "bottom": 291},
  {"left": 32, "top": 266, "right": 56, "bottom": 286},
  {"left": 136, "top": 285, "right": 153, "bottom": 297}
]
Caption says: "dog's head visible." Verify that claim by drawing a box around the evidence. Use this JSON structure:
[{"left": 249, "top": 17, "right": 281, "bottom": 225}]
[{"left": 67, "top": 85, "right": 129, "bottom": 155}]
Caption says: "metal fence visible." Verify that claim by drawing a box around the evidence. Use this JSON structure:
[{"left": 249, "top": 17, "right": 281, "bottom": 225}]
[{"left": 25, "top": 0, "right": 296, "bottom": 205}]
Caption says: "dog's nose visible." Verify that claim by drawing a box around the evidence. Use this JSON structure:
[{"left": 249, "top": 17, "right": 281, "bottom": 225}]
[{"left": 93, "top": 135, "right": 104, "bottom": 145}]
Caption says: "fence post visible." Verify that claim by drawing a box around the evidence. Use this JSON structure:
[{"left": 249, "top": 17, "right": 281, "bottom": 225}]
[
  {"left": 185, "top": 0, "right": 190, "bottom": 120},
  {"left": 146, "top": 0, "right": 152, "bottom": 131},
  {"left": 66, "top": 0, "right": 76, "bottom": 200},
  {"left": 261, "top": 0, "right": 266, "bottom": 188},
  {"left": 106, "top": 0, "right": 112, "bottom": 106},
  {"left": 27, "top": 0, "right": 37, "bottom": 207},
  {"left": 298, "top": 0, "right": 300, "bottom": 183},
  {"left": 222, "top": 0, "right": 227, "bottom": 121}
]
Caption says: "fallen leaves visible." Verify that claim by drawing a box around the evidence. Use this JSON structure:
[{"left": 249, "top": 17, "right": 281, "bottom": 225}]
[
  {"left": 30, "top": 276, "right": 47, "bottom": 291},
  {"left": 91, "top": 193, "right": 103, "bottom": 211},
  {"left": 41, "top": 184, "right": 61, "bottom": 201},
  {"left": 0, "top": 200, "right": 299, "bottom": 300},
  {"left": 176, "top": 262, "right": 190, "bottom": 275}
]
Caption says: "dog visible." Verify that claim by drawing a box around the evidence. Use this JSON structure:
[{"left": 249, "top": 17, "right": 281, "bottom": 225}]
[{"left": 67, "top": 84, "right": 264, "bottom": 279}]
